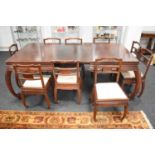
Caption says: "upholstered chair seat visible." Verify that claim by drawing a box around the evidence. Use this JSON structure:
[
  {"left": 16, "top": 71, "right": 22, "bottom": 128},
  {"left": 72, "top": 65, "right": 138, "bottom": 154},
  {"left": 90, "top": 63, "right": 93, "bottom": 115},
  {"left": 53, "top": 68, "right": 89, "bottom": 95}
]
[
  {"left": 23, "top": 75, "right": 51, "bottom": 88},
  {"left": 57, "top": 75, "right": 77, "bottom": 84},
  {"left": 95, "top": 83, "right": 128, "bottom": 100},
  {"left": 121, "top": 71, "right": 143, "bottom": 79}
]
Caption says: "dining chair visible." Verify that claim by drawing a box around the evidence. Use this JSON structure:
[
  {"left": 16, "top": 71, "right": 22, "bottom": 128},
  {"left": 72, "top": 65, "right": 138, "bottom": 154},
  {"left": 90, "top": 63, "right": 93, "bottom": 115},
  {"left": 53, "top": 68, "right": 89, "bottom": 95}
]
[
  {"left": 89, "top": 37, "right": 112, "bottom": 72},
  {"left": 64, "top": 37, "right": 85, "bottom": 77},
  {"left": 121, "top": 48, "right": 153, "bottom": 97},
  {"left": 53, "top": 62, "right": 82, "bottom": 104},
  {"left": 91, "top": 58, "right": 128, "bottom": 121},
  {"left": 14, "top": 64, "right": 52, "bottom": 109},
  {"left": 65, "top": 37, "right": 82, "bottom": 45},
  {"left": 43, "top": 38, "right": 61, "bottom": 44},
  {"left": 9, "top": 43, "right": 18, "bottom": 56},
  {"left": 93, "top": 37, "right": 111, "bottom": 43},
  {"left": 130, "top": 41, "right": 142, "bottom": 57}
]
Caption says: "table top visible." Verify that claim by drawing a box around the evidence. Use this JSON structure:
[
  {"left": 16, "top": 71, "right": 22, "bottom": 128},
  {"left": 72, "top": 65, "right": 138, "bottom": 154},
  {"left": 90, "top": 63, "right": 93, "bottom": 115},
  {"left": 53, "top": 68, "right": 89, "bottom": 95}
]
[{"left": 6, "top": 43, "right": 138, "bottom": 65}]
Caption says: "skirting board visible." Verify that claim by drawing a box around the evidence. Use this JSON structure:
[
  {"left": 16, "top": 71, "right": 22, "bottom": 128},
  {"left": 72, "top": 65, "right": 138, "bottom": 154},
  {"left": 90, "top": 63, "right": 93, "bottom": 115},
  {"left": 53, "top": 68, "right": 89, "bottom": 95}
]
[{"left": 0, "top": 46, "right": 9, "bottom": 51}]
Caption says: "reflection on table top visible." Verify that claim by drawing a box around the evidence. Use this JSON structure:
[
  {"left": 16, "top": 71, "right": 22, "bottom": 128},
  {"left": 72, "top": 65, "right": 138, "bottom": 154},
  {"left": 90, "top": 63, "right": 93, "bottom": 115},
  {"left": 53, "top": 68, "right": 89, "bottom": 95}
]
[{"left": 6, "top": 43, "right": 138, "bottom": 65}]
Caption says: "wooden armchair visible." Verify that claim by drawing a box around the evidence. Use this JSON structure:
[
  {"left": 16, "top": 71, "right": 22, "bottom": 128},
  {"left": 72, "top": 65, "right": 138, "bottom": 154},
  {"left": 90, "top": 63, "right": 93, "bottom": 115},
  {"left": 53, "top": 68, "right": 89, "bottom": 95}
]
[
  {"left": 65, "top": 38, "right": 82, "bottom": 45},
  {"left": 43, "top": 38, "right": 61, "bottom": 44},
  {"left": 121, "top": 48, "right": 153, "bottom": 97},
  {"left": 9, "top": 43, "right": 18, "bottom": 56},
  {"left": 92, "top": 58, "right": 128, "bottom": 121},
  {"left": 130, "top": 41, "right": 141, "bottom": 57},
  {"left": 53, "top": 62, "right": 82, "bottom": 104},
  {"left": 14, "top": 64, "right": 52, "bottom": 109}
]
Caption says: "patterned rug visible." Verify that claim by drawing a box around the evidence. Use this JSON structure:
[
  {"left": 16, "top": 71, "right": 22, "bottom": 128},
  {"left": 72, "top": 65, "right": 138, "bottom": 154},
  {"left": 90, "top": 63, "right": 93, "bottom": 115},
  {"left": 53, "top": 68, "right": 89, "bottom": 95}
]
[{"left": 0, "top": 110, "right": 153, "bottom": 129}]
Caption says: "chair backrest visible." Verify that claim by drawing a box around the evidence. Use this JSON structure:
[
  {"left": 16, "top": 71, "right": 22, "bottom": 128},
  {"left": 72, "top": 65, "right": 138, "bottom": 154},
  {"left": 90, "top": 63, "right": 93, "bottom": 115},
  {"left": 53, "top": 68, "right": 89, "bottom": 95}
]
[
  {"left": 138, "top": 48, "right": 153, "bottom": 79},
  {"left": 130, "top": 41, "right": 141, "bottom": 56},
  {"left": 43, "top": 38, "right": 61, "bottom": 44},
  {"left": 14, "top": 64, "right": 45, "bottom": 88},
  {"left": 9, "top": 44, "right": 18, "bottom": 56},
  {"left": 94, "top": 58, "right": 122, "bottom": 84},
  {"left": 93, "top": 37, "right": 111, "bottom": 43},
  {"left": 65, "top": 38, "right": 82, "bottom": 45},
  {"left": 53, "top": 62, "right": 80, "bottom": 82}
]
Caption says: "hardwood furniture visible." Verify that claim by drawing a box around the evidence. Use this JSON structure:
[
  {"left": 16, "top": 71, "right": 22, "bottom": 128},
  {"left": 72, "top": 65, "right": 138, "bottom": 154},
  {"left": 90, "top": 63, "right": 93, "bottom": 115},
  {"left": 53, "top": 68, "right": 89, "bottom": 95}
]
[
  {"left": 92, "top": 58, "right": 128, "bottom": 121},
  {"left": 9, "top": 44, "right": 18, "bottom": 56},
  {"left": 141, "top": 32, "right": 155, "bottom": 65},
  {"left": 13, "top": 64, "right": 52, "bottom": 108},
  {"left": 5, "top": 43, "right": 141, "bottom": 100},
  {"left": 93, "top": 36, "right": 111, "bottom": 43},
  {"left": 43, "top": 38, "right": 61, "bottom": 44},
  {"left": 131, "top": 40, "right": 155, "bottom": 65},
  {"left": 65, "top": 38, "right": 82, "bottom": 45},
  {"left": 121, "top": 48, "right": 153, "bottom": 97},
  {"left": 65, "top": 37, "right": 85, "bottom": 77},
  {"left": 141, "top": 31, "right": 155, "bottom": 51},
  {"left": 89, "top": 38, "right": 112, "bottom": 72},
  {"left": 53, "top": 62, "right": 82, "bottom": 104},
  {"left": 130, "top": 41, "right": 144, "bottom": 61},
  {"left": 130, "top": 41, "right": 141, "bottom": 54}
]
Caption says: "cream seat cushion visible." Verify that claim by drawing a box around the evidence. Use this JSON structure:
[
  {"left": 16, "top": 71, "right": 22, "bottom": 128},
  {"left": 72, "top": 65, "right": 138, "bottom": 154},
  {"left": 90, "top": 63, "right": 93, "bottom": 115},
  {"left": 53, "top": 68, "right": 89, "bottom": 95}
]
[
  {"left": 57, "top": 75, "right": 77, "bottom": 84},
  {"left": 95, "top": 82, "right": 128, "bottom": 100},
  {"left": 23, "top": 75, "right": 51, "bottom": 88},
  {"left": 121, "top": 71, "right": 143, "bottom": 79}
]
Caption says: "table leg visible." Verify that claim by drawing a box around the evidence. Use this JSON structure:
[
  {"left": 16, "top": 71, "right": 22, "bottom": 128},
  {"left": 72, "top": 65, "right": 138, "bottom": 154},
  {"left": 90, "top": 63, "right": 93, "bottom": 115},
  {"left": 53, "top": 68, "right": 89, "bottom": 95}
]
[
  {"left": 129, "top": 70, "right": 142, "bottom": 99},
  {"left": 152, "top": 42, "right": 155, "bottom": 52},
  {"left": 5, "top": 69, "right": 21, "bottom": 99}
]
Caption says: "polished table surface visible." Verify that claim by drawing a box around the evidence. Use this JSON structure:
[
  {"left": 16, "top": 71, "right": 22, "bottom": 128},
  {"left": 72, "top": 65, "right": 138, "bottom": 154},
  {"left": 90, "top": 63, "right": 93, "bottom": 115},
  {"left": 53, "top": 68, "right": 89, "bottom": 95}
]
[
  {"left": 5, "top": 43, "right": 141, "bottom": 100},
  {"left": 6, "top": 43, "right": 138, "bottom": 65}
]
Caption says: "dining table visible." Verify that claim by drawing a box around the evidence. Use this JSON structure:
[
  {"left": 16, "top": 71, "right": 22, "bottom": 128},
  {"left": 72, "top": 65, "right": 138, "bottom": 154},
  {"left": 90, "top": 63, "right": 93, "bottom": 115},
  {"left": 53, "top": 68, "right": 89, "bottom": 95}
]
[{"left": 5, "top": 43, "right": 142, "bottom": 100}]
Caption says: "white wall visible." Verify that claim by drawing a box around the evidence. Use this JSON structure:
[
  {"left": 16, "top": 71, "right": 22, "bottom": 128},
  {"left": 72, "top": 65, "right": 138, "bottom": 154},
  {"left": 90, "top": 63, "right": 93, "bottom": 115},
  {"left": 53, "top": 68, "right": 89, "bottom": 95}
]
[
  {"left": 41, "top": 26, "right": 52, "bottom": 38},
  {"left": 120, "top": 26, "right": 127, "bottom": 45},
  {"left": 123, "top": 26, "right": 143, "bottom": 51},
  {"left": 0, "top": 26, "right": 13, "bottom": 51},
  {"left": 142, "top": 26, "right": 155, "bottom": 32},
  {"left": 0, "top": 26, "right": 14, "bottom": 51},
  {"left": 41, "top": 26, "right": 93, "bottom": 43},
  {"left": 79, "top": 26, "right": 93, "bottom": 43},
  {"left": 0, "top": 26, "right": 145, "bottom": 52}
]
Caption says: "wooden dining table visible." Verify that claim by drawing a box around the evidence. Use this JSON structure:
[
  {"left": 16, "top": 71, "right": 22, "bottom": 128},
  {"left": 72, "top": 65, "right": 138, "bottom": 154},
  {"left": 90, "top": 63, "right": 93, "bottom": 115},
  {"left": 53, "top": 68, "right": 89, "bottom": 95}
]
[{"left": 5, "top": 43, "right": 141, "bottom": 100}]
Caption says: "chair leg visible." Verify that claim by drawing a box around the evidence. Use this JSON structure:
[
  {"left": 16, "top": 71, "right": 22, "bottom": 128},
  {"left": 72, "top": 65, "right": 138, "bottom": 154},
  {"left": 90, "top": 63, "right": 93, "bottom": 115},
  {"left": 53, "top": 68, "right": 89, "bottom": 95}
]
[
  {"left": 54, "top": 88, "right": 58, "bottom": 103},
  {"left": 90, "top": 72, "right": 94, "bottom": 79},
  {"left": 121, "top": 104, "right": 128, "bottom": 121},
  {"left": 80, "top": 78, "right": 83, "bottom": 90},
  {"left": 44, "top": 93, "right": 51, "bottom": 109},
  {"left": 90, "top": 87, "right": 94, "bottom": 104},
  {"left": 93, "top": 105, "right": 97, "bottom": 122},
  {"left": 77, "top": 89, "right": 81, "bottom": 104},
  {"left": 20, "top": 93, "right": 28, "bottom": 108},
  {"left": 138, "top": 81, "right": 145, "bottom": 97},
  {"left": 122, "top": 81, "right": 134, "bottom": 99},
  {"left": 121, "top": 81, "right": 125, "bottom": 90},
  {"left": 81, "top": 64, "right": 85, "bottom": 78}
]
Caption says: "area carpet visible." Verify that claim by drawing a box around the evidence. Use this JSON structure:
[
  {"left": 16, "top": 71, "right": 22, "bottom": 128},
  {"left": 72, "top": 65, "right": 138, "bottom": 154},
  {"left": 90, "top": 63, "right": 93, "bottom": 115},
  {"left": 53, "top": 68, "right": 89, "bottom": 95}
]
[{"left": 0, "top": 110, "right": 152, "bottom": 129}]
